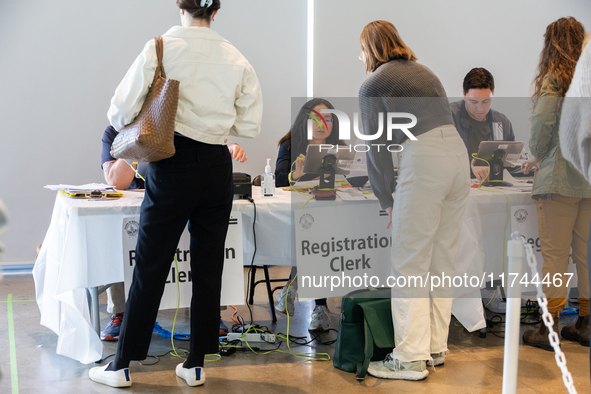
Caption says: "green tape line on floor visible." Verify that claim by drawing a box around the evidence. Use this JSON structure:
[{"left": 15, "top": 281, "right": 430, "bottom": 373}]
[
  {"left": 0, "top": 299, "right": 34, "bottom": 303},
  {"left": 8, "top": 294, "right": 19, "bottom": 393}
]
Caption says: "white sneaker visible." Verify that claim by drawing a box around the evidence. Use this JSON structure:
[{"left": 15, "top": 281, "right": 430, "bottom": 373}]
[
  {"left": 368, "top": 354, "right": 429, "bottom": 381},
  {"left": 426, "top": 351, "right": 447, "bottom": 367},
  {"left": 275, "top": 285, "right": 297, "bottom": 317},
  {"left": 176, "top": 363, "right": 205, "bottom": 387},
  {"left": 308, "top": 305, "right": 331, "bottom": 331},
  {"left": 89, "top": 362, "right": 132, "bottom": 388}
]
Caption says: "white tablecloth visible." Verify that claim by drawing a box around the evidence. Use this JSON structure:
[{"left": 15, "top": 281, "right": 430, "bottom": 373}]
[
  {"left": 33, "top": 184, "right": 535, "bottom": 363},
  {"left": 32, "top": 188, "right": 294, "bottom": 363}
]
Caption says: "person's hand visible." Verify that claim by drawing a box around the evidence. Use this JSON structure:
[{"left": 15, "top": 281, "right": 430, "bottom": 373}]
[
  {"left": 228, "top": 143, "right": 247, "bottom": 162},
  {"left": 385, "top": 206, "right": 393, "bottom": 229},
  {"left": 292, "top": 154, "right": 306, "bottom": 180},
  {"left": 471, "top": 159, "right": 490, "bottom": 182},
  {"left": 521, "top": 157, "right": 541, "bottom": 175}
]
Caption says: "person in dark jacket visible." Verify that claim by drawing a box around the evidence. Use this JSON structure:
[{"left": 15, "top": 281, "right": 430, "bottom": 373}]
[
  {"left": 274, "top": 98, "right": 343, "bottom": 332},
  {"left": 275, "top": 98, "right": 343, "bottom": 187},
  {"left": 450, "top": 68, "right": 515, "bottom": 181}
]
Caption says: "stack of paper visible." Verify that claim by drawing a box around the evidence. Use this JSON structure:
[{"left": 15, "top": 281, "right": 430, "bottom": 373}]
[{"left": 44, "top": 183, "right": 116, "bottom": 193}]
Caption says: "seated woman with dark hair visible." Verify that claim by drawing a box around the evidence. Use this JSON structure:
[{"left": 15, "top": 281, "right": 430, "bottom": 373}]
[
  {"left": 274, "top": 98, "right": 343, "bottom": 332},
  {"left": 276, "top": 98, "right": 343, "bottom": 186}
]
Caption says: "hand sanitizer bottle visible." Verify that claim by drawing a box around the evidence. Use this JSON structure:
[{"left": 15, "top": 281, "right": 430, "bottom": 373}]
[{"left": 262, "top": 158, "right": 275, "bottom": 197}]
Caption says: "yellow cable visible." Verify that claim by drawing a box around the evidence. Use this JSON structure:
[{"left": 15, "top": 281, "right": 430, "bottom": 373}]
[
  {"left": 283, "top": 274, "right": 330, "bottom": 361},
  {"left": 227, "top": 274, "right": 330, "bottom": 361},
  {"left": 472, "top": 154, "right": 511, "bottom": 274},
  {"left": 483, "top": 286, "right": 498, "bottom": 308},
  {"left": 287, "top": 157, "right": 338, "bottom": 208},
  {"left": 288, "top": 158, "right": 312, "bottom": 197},
  {"left": 301, "top": 197, "right": 314, "bottom": 209},
  {"left": 169, "top": 255, "right": 220, "bottom": 363},
  {"left": 285, "top": 159, "right": 323, "bottom": 208},
  {"left": 125, "top": 161, "right": 146, "bottom": 182},
  {"left": 170, "top": 255, "right": 184, "bottom": 359}
]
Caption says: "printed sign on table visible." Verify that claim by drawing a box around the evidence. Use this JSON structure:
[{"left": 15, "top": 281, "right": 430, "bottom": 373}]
[
  {"left": 122, "top": 212, "right": 244, "bottom": 309},
  {"left": 295, "top": 204, "right": 391, "bottom": 299}
]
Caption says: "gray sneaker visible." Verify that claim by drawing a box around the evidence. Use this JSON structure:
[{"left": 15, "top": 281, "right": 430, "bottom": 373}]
[
  {"left": 367, "top": 354, "right": 429, "bottom": 381},
  {"left": 426, "top": 351, "right": 447, "bottom": 367},
  {"left": 275, "top": 285, "right": 297, "bottom": 317},
  {"left": 308, "top": 305, "right": 330, "bottom": 331}
]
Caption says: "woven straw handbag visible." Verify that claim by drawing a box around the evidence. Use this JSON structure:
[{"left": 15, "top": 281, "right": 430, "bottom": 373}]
[{"left": 110, "top": 36, "right": 179, "bottom": 162}]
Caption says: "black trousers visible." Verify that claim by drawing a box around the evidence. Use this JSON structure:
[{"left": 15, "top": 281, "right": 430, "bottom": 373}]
[{"left": 117, "top": 135, "right": 233, "bottom": 360}]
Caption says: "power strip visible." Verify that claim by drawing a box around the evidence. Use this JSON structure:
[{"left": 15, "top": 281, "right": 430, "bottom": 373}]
[{"left": 226, "top": 332, "right": 276, "bottom": 343}]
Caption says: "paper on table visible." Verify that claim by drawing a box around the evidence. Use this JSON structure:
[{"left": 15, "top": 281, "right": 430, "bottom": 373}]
[
  {"left": 491, "top": 169, "right": 532, "bottom": 192},
  {"left": 336, "top": 188, "right": 378, "bottom": 201},
  {"left": 502, "top": 169, "right": 519, "bottom": 185},
  {"left": 282, "top": 177, "right": 349, "bottom": 190},
  {"left": 44, "top": 183, "right": 116, "bottom": 193}
]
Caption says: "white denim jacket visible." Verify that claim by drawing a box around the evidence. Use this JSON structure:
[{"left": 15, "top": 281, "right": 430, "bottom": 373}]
[{"left": 108, "top": 26, "right": 263, "bottom": 144}]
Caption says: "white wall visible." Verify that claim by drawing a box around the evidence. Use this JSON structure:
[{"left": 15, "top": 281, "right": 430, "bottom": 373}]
[
  {"left": 315, "top": 0, "right": 591, "bottom": 98},
  {"left": 0, "top": 0, "right": 306, "bottom": 264},
  {"left": 314, "top": 0, "right": 591, "bottom": 146}
]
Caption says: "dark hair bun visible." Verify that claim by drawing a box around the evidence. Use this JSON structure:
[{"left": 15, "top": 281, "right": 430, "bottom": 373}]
[{"left": 176, "top": 0, "right": 221, "bottom": 20}]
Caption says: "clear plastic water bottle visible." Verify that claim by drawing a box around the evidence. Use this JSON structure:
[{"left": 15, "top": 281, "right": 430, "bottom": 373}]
[{"left": 261, "top": 158, "right": 275, "bottom": 197}]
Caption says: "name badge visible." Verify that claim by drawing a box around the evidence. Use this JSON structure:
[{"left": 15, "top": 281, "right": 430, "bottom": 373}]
[{"left": 492, "top": 122, "right": 503, "bottom": 140}]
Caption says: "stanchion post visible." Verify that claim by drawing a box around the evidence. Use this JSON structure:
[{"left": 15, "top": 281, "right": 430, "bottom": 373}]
[{"left": 502, "top": 240, "right": 525, "bottom": 394}]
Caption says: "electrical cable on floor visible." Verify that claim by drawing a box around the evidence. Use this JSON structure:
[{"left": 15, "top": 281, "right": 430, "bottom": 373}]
[
  {"left": 279, "top": 275, "right": 331, "bottom": 361},
  {"left": 166, "top": 255, "right": 221, "bottom": 363},
  {"left": 220, "top": 302, "right": 337, "bottom": 357},
  {"left": 139, "top": 349, "right": 190, "bottom": 366},
  {"left": 230, "top": 305, "right": 241, "bottom": 324},
  {"left": 96, "top": 354, "right": 116, "bottom": 364},
  {"left": 276, "top": 328, "right": 338, "bottom": 346},
  {"left": 481, "top": 299, "right": 544, "bottom": 338}
]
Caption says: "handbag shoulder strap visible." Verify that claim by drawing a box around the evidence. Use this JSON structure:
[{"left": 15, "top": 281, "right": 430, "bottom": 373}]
[{"left": 152, "top": 36, "right": 166, "bottom": 82}]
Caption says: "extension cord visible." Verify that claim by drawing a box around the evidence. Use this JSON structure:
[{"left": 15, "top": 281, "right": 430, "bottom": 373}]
[
  {"left": 233, "top": 324, "right": 257, "bottom": 333},
  {"left": 227, "top": 332, "right": 276, "bottom": 343}
]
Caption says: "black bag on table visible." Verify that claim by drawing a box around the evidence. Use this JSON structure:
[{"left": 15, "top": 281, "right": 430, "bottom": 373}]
[{"left": 333, "top": 288, "right": 394, "bottom": 380}]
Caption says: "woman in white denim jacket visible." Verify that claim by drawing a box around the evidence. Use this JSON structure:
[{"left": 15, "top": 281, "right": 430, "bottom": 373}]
[{"left": 90, "top": 0, "right": 262, "bottom": 388}]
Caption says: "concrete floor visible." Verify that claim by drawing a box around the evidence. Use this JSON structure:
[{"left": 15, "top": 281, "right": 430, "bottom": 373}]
[{"left": 0, "top": 266, "right": 590, "bottom": 394}]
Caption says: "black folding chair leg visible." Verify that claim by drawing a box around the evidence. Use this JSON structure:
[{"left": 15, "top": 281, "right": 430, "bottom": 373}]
[
  {"left": 248, "top": 265, "right": 290, "bottom": 322},
  {"left": 248, "top": 265, "right": 257, "bottom": 305},
  {"left": 263, "top": 265, "right": 278, "bottom": 323}
]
